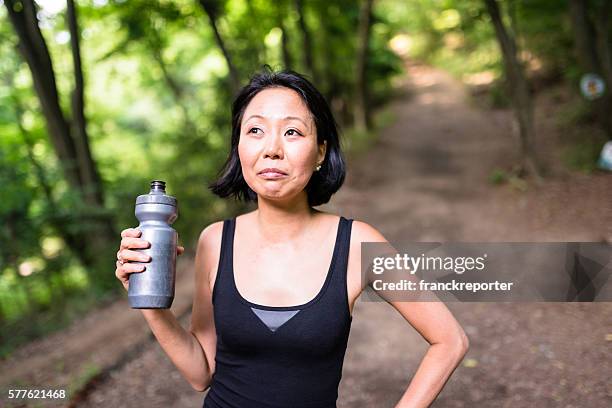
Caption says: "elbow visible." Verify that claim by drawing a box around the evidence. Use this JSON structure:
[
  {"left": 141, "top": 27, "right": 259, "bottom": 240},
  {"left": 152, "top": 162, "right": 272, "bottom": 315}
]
[
  {"left": 437, "top": 327, "right": 469, "bottom": 362},
  {"left": 187, "top": 332, "right": 215, "bottom": 392},
  {"left": 189, "top": 366, "right": 214, "bottom": 392},
  {"left": 190, "top": 374, "right": 212, "bottom": 393},
  {"left": 454, "top": 328, "right": 470, "bottom": 360},
  {"left": 191, "top": 383, "right": 209, "bottom": 393},
  {"left": 431, "top": 328, "right": 469, "bottom": 363}
]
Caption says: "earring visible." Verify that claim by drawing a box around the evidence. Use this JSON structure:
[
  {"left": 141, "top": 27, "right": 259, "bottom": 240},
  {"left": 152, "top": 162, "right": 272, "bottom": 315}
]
[{"left": 315, "top": 163, "right": 322, "bottom": 171}]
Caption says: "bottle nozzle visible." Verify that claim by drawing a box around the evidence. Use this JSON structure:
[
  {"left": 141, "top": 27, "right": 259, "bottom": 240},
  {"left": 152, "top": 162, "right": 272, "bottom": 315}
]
[{"left": 150, "top": 180, "right": 166, "bottom": 194}]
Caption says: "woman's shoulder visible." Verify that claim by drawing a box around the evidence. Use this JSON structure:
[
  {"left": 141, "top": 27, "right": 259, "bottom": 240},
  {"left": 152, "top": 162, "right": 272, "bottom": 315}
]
[
  {"left": 196, "top": 221, "right": 225, "bottom": 271},
  {"left": 312, "top": 210, "right": 387, "bottom": 243},
  {"left": 347, "top": 218, "right": 388, "bottom": 244},
  {"left": 198, "top": 220, "right": 225, "bottom": 244},
  {"left": 197, "top": 211, "right": 252, "bottom": 249}
]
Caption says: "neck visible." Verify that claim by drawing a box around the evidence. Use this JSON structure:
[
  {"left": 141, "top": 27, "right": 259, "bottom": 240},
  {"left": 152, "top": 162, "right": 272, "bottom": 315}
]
[{"left": 254, "top": 192, "right": 319, "bottom": 243}]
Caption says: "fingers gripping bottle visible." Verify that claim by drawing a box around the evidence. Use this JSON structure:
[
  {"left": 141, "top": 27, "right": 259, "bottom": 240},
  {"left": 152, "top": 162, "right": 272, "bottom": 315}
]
[{"left": 129, "top": 180, "right": 178, "bottom": 309}]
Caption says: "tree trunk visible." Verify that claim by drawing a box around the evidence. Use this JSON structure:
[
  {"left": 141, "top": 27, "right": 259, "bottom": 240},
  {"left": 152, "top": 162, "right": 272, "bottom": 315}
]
[
  {"left": 198, "top": 0, "right": 241, "bottom": 94},
  {"left": 484, "top": 0, "right": 542, "bottom": 180},
  {"left": 67, "top": 0, "right": 106, "bottom": 207},
  {"left": 593, "top": 2, "right": 612, "bottom": 137},
  {"left": 245, "top": 0, "right": 266, "bottom": 66},
  {"left": 7, "top": 76, "right": 90, "bottom": 264},
  {"left": 5, "top": 0, "right": 117, "bottom": 276},
  {"left": 280, "top": 18, "right": 292, "bottom": 70},
  {"left": 318, "top": 12, "right": 346, "bottom": 126},
  {"left": 594, "top": 1, "right": 612, "bottom": 88},
  {"left": 65, "top": 0, "right": 116, "bottom": 261},
  {"left": 569, "top": 0, "right": 612, "bottom": 137},
  {"left": 4, "top": 0, "right": 82, "bottom": 189},
  {"left": 354, "top": 0, "right": 374, "bottom": 133},
  {"left": 294, "top": 0, "right": 315, "bottom": 79},
  {"left": 569, "top": 0, "right": 600, "bottom": 73}
]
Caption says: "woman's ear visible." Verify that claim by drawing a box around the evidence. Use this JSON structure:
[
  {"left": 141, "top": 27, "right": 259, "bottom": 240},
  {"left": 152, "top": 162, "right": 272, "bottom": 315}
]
[{"left": 318, "top": 140, "right": 327, "bottom": 164}]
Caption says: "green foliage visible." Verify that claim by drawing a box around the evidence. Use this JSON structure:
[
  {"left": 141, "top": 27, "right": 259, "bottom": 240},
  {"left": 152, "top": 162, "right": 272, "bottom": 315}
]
[
  {"left": 488, "top": 166, "right": 528, "bottom": 191},
  {"left": 0, "top": 0, "right": 404, "bottom": 352},
  {"left": 557, "top": 97, "right": 596, "bottom": 127},
  {"left": 67, "top": 361, "right": 102, "bottom": 398},
  {"left": 488, "top": 168, "right": 507, "bottom": 185},
  {"left": 367, "top": 13, "right": 406, "bottom": 106},
  {"left": 379, "top": 0, "right": 577, "bottom": 85},
  {"left": 561, "top": 130, "right": 608, "bottom": 174},
  {"left": 484, "top": 79, "right": 512, "bottom": 109},
  {"left": 344, "top": 105, "right": 396, "bottom": 158}
]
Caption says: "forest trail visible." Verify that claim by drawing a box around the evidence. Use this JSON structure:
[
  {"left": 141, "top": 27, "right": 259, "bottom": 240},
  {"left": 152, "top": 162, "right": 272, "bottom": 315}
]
[{"left": 1, "top": 62, "right": 610, "bottom": 407}]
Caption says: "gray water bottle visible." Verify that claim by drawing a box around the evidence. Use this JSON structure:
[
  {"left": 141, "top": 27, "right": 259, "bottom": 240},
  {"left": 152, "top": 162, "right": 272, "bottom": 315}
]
[{"left": 128, "top": 180, "right": 178, "bottom": 309}]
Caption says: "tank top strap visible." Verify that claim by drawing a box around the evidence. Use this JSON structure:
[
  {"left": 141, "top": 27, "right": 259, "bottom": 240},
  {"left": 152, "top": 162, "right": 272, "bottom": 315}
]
[
  {"left": 211, "top": 217, "right": 236, "bottom": 304},
  {"left": 328, "top": 216, "right": 353, "bottom": 293}
]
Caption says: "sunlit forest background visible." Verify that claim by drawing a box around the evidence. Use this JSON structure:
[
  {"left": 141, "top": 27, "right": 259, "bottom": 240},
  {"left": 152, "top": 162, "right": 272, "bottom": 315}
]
[{"left": 1, "top": 0, "right": 610, "bottom": 359}]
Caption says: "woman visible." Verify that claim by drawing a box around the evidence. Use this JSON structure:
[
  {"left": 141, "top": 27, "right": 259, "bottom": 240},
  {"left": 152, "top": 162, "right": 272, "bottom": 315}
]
[{"left": 115, "top": 69, "right": 469, "bottom": 407}]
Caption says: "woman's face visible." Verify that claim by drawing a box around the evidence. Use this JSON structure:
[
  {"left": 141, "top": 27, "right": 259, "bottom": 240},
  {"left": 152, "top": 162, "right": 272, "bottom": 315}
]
[{"left": 238, "top": 87, "right": 326, "bottom": 203}]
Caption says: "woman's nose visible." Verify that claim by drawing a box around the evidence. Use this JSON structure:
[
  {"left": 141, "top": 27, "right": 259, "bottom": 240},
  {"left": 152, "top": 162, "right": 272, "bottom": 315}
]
[{"left": 263, "top": 132, "right": 283, "bottom": 159}]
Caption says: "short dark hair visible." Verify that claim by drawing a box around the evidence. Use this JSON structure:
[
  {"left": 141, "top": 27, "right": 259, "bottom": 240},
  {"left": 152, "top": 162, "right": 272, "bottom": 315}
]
[{"left": 208, "top": 67, "right": 346, "bottom": 207}]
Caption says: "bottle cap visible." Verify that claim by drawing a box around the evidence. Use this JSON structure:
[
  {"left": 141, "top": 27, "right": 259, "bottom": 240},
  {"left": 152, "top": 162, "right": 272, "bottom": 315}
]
[{"left": 136, "top": 180, "right": 177, "bottom": 206}]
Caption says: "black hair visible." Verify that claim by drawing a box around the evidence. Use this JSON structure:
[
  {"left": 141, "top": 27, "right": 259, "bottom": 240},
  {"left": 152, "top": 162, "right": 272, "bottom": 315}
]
[{"left": 208, "top": 67, "right": 346, "bottom": 207}]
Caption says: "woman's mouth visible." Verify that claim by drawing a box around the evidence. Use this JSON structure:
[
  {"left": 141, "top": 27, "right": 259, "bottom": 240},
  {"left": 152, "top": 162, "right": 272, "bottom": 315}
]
[
  {"left": 258, "top": 168, "right": 288, "bottom": 179},
  {"left": 258, "top": 171, "right": 287, "bottom": 179}
]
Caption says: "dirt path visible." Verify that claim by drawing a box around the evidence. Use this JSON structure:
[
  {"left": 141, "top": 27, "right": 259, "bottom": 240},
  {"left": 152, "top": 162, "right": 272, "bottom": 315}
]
[
  {"left": 0, "top": 256, "right": 196, "bottom": 407},
  {"left": 1, "top": 62, "right": 610, "bottom": 408},
  {"left": 325, "top": 63, "right": 612, "bottom": 408}
]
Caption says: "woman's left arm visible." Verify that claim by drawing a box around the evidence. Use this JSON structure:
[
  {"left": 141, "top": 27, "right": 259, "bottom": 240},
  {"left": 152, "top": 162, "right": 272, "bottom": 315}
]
[
  {"left": 388, "top": 301, "right": 469, "bottom": 408},
  {"left": 350, "top": 221, "right": 469, "bottom": 408}
]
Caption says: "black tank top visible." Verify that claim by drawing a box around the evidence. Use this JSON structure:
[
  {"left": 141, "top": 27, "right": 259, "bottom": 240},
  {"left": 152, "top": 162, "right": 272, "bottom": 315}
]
[{"left": 203, "top": 216, "right": 354, "bottom": 408}]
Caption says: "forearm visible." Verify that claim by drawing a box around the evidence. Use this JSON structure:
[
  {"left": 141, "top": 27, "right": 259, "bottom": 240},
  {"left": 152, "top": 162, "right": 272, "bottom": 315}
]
[
  {"left": 140, "top": 309, "right": 211, "bottom": 391},
  {"left": 394, "top": 343, "right": 467, "bottom": 408}
]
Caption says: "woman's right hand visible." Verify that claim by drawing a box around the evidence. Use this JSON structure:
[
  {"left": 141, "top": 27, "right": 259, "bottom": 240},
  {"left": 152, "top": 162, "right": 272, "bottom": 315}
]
[{"left": 115, "top": 228, "right": 151, "bottom": 291}]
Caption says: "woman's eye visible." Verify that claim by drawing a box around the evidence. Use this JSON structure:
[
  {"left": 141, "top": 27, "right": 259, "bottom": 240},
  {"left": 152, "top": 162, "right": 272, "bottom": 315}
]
[
  {"left": 286, "top": 129, "right": 302, "bottom": 136},
  {"left": 248, "top": 127, "right": 261, "bottom": 134}
]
